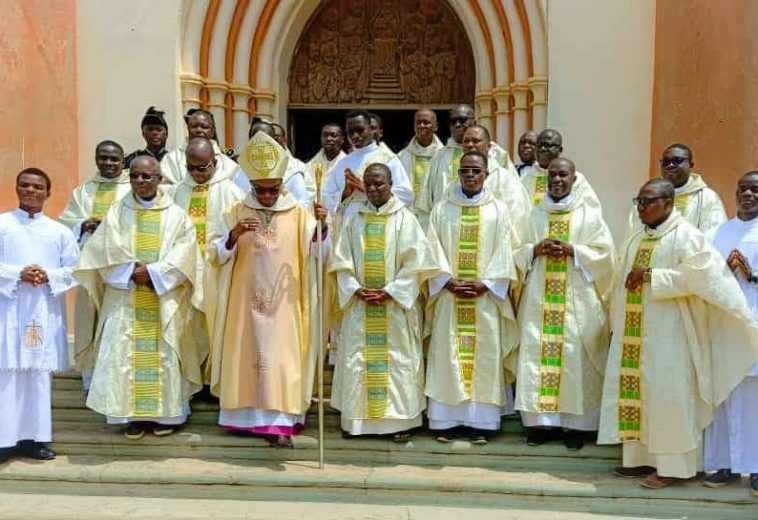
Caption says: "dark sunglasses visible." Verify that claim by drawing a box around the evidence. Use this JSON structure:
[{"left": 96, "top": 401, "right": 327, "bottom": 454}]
[
  {"left": 660, "top": 156, "right": 689, "bottom": 168},
  {"left": 450, "top": 116, "right": 471, "bottom": 125},
  {"left": 253, "top": 186, "right": 281, "bottom": 196},
  {"left": 633, "top": 196, "right": 671, "bottom": 208},
  {"left": 129, "top": 173, "right": 160, "bottom": 181},
  {"left": 458, "top": 167, "right": 485, "bottom": 175},
  {"left": 187, "top": 161, "right": 214, "bottom": 173}
]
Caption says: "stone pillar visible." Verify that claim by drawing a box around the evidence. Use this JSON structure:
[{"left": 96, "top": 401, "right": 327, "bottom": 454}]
[
  {"left": 253, "top": 89, "right": 277, "bottom": 123},
  {"left": 491, "top": 87, "right": 511, "bottom": 151},
  {"left": 205, "top": 81, "right": 229, "bottom": 148},
  {"left": 510, "top": 82, "right": 529, "bottom": 152},
  {"left": 529, "top": 76, "right": 548, "bottom": 131},
  {"left": 474, "top": 91, "right": 494, "bottom": 136},
  {"left": 229, "top": 84, "right": 254, "bottom": 152},
  {"left": 180, "top": 73, "right": 204, "bottom": 113}
]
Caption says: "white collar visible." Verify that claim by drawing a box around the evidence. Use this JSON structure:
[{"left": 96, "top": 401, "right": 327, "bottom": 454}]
[
  {"left": 455, "top": 184, "right": 487, "bottom": 203},
  {"left": 13, "top": 207, "right": 43, "bottom": 220}
]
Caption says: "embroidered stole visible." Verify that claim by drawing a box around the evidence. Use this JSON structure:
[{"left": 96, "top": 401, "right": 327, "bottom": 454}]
[
  {"left": 188, "top": 184, "right": 210, "bottom": 255},
  {"left": 538, "top": 210, "right": 572, "bottom": 412},
  {"left": 532, "top": 172, "right": 548, "bottom": 206},
  {"left": 411, "top": 155, "right": 432, "bottom": 198},
  {"left": 449, "top": 148, "right": 463, "bottom": 182},
  {"left": 455, "top": 206, "right": 480, "bottom": 396},
  {"left": 618, "top": 236, "right": 660, "bottom": 441},
  {"left": 363, "top": 214, "right": 390, "bottom": 418},
  {"left": 91, "top": 182, "right": 119, "bottom": 219},
  {"left": 131, "top": 209, "right": 163, "bottom": 417},
  {"left": 674, "top": 193, "right": 690, "bottom": 214}
]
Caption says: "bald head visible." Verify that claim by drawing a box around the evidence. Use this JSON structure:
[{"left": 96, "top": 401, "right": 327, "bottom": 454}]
[
  {"left": 518, "top": 130, "right": 538, "bottom": 165},
  {"left": 186, "top": 137, "right": 214, "bottom": 161},
  {"left": 186, "top": 137, "right": 217, "bottom": 184},
  {"left": 414, "top": 108, "right": 438, "bottom": 147},
  {"left": 450, "top": 104, "right": 475, "bottom": 143},
  {"left": 130, "top": 155, "right": 160, "bottom": 173},
  {"left": 643, "top": 177, "right": 676, "bottom": 199},
  {"left": 536, "top": 129, "right": 564, "bottom": 168}
]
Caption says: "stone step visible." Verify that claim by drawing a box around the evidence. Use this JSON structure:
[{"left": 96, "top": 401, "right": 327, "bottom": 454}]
[
  {"left": 0, "top": 456, "right": 753, "bottom": 520},
  {"left": 48, "top": 420, "right": 612, "bottom": 472},
  {"left": 0, "top": 492, "right": 683, "bottom": 520}
]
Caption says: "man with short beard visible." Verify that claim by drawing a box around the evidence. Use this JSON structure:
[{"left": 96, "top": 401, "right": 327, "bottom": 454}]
[
  {"left": 599, "top": 178, "right": 758, "bottom": 489},
  {"left": 514, "top": 158, "right": 615, "bottom": 450},
  {"left": 329, "top": 163, "right": 437, "bottom": 442},
  {"left": 703, "top": 171, "right": 758, "bottom": 496},
  {"left": 398, "top": 108, "right": 444, "bottom": 230},
  {"left": 60, "top": 141, "right": 132, "bottom": 392},
  {"left": 0, "top": 168, "right": 79, "bottom": 463}
]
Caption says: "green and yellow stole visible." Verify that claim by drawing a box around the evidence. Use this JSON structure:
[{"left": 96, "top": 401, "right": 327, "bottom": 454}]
[
  {"left": 131, "top": 209, "right": 163, "bottom": 417},
  {"left": 188, "top": 184, "right": 210, "bottom": 255},
  {"left": 91, "top": 181, "right": 120, "bottom": 219},
  {"left": 538, "top": 210, "right": 572, "bottom": 412},
  {"left": 449, "top": 147, "right": 463, "bottom": 182},
  {"left": 411, "top": 155, "right": 432, "bottom": 198},
  {"left": 455, "top": 206, "right": 480, "bottom": 397},
  {"left": 532, "top": 172, "right": 548, "bottom": 206},
  {"left": 363, "top": 214, "right": 390, "bottom": 418},
  {"left": 618, "top": 236, "right": 660, "bottom": 441},
  {"left": 674, "top": 193, "right": 690, "bottom": 214}
]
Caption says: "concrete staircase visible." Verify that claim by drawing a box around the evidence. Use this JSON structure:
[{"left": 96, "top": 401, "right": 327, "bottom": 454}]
[{"left": 0, "top": 373, "right": 755, "bottom": 519}]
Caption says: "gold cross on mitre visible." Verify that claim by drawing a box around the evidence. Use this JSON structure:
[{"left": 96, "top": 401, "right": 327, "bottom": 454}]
[{"left": 239, "top": 131, "right": 287, "bottom": 181}]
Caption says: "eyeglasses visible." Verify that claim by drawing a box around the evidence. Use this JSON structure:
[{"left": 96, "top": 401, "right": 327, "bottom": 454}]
[
  {"left": 458, "top": 167, "right": 485, "bottom": 175},
  {"left": 537, "top": 142, "right": 560, "bottom": 150},
  {"left": 450, "top": 116, "right": 471, "bottom": 125},
  {"left": 253, "top": 186, "right": 281, "bottom": 196},
  {"left": 187, "top": 161, "right": 214, "bottom": 173},
  {"left": 632, "top": 196, "right": 671, "bottom": 208},
  {"left": 129, "top": 173, "right": 160, "bottom": 181},
  {"left": 660, "top": 156, "right": 688, "bottom": 168}
]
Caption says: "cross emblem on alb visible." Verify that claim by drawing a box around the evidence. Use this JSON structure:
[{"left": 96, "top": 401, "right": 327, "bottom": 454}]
[{"left": 24, "top": 320, "right": 44, "bottom": 349}]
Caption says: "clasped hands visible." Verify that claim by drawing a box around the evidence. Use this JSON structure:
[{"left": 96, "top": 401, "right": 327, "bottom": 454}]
[
  {"left": 356, "top": 288, "right": 392, "bottom": 305},
  {"left": 445, "top": 279, "right": 488, "bottom": 298},
  {"left": 534, "top": 239, "right": 573, "bottom": 259},
  {"left": 726, "top": 249, "right": 752, "bottom": 281},
  {"left": 20, "top": 265, "right": 49, "bottom": 286},
  {"left": 131, "top": 263, "right": 154, "bottom": 289}
]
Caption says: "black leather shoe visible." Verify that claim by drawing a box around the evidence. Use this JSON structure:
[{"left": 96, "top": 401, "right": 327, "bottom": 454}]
[
  {"left": 563, "top": 429, "right": 585, "bottom": 451},
  {"left": 0, "top": 447, "right": 15, "bottom": 463},
  {"left": 18, "top": 441, "right": 56, "bottom": 461},
  {"left": 703, "top": 468, "right": 739, "bottom": 488}
]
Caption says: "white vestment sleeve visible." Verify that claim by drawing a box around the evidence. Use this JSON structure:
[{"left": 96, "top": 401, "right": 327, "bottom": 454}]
[
  {"left": 572, "top": 252, "right": 594, "bottom": 283},
  {"left": 336, "top": 271, "right": 362, "bottom": 309},
  {"left": 322, "top": 167, "right": 346, "bottom": 214},
  {"left": 146, "top": 263, "right": 186, "bottom": 297},
  {"left": 0, "top": 263, "right": 21, "bottom": 298},
  {"left": 388, "top": 156, "right": 413, "bottom": 207},
  {"left": 429, "top": 273, "right": 452, "bottom": 297},
  {"left": 215, "top": 234, "right": 237, "bottom": 264},
  {"left": 101, "top": 262, "right": 136, "bottom": 290},
  {"left": 285, "top": 172, "right": 310, "bottom": 206},
  {"left": 483, "top": 279, "right": 509, "bottom": 300},
  {"left": 45, "top": 234, "right": 80, "bottom": 296}
]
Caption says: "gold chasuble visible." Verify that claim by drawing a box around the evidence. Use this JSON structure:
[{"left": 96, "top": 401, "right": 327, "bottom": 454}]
[
  {"left": 74, "top": 190, "right": 203, "bottom": 420},
  {"left": 207, "top": 192, "right": 320, "bottom": 416},
  {"left": 60, "top": 171, "right": 132, "bottom": 374},
  {"left": 598, "top": 211, "right": 758, "bottom": 478},
  {"left": 172, "top": 174, "right": 246, "bottom": 383},
  {"left": 513, "top": 195, "right": 615, "bottom": 421},
  {"left": 329, "top": 197, "right": 437, "bottom": 434},
  {"left": 425, "top": 188, "right": 520, "bottom": 408}
]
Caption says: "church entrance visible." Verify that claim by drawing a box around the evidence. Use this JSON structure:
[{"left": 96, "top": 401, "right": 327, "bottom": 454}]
[
  {"left": 288, "top": 107, "right": 453, "bottom": 161},
  {"left": 286, "top": 0, "right": 474, "bottom": 161}
]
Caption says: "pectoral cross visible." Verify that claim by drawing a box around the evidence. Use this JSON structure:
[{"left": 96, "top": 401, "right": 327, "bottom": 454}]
[{"left": 24, "top": 320, "right": 43, "bottom": 349}]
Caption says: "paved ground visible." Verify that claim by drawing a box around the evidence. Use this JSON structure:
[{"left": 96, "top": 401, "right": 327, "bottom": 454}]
[{"left": 0, "top": 493, "right": 673, "bottom": 520}]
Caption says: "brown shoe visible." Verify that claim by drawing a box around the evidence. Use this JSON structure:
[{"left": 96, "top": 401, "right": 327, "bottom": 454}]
[
  {"left": 614, "top": 465, "right": 655, "bottom": 477},
  {"left": 640, "top": 472, "right": 683, "bottom": 489}
]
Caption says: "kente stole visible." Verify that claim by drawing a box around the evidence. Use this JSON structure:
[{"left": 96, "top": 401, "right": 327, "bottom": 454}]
[
  {"left": 538, "top": 210, "right": 572, "bottom": 412},
  {"left": 411, "top": 155, "right": 432, "bottom": 198},
  {"left": 188, "top": 184, "right": 210, "bottom": 254},
  {"left": 131, "top": 209, "right": 163, "bottom": 417},
  {"left": 532, "top": 172, "right": 548, "bottom": 206},
  {"left": 449, "top": 148, "right": 463, "bottom": 182},
  {"left": 455, "top": 205, "right": 480, "bottom": 396},
  {"left": 91, "top": 182, "right": 119, "bottom": 219},
  {"left": 618, "top": 236, "right": 660, "bottom": 441},
  {"left": 362, "top": 214, "right": 390, "bottom": 418}
]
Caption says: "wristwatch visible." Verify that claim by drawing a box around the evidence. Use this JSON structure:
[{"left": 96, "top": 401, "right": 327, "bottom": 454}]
[{"left": 642, "top": 268, "right": 652, "bottom": 283}]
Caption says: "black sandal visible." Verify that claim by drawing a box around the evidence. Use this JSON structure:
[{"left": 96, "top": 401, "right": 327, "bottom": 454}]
[{"left": 393, "top": 431, "right": 412, "bottom": 443}]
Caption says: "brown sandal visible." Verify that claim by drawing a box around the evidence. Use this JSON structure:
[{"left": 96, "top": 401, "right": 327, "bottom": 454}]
[{"left": 640, "top": 472, "right": 681, "bottom": 489}]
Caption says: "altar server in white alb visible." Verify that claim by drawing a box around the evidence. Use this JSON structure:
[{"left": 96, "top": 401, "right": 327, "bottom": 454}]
[
  {"left": 703, "top": 171, "right": 758, "bottom": 496},
  {"left": 0, "top": 168, "right": 79, "bottom": 462}
]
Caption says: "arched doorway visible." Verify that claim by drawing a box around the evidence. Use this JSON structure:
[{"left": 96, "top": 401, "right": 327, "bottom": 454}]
[{"left": 286, "top": 0, "right": 476, "bottom": 159}]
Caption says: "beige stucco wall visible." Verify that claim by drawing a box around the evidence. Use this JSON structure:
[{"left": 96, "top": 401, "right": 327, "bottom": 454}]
[
  {"left": 546, "top": 0, "right": 656, "bottom": 240},
  {"left": 76, "top": 0, "right": 185, "bottom": 180}
]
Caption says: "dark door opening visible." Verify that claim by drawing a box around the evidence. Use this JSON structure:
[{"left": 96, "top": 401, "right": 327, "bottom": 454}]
[{"left": 287, "top": 108, "right": 452, "bottom": 162}]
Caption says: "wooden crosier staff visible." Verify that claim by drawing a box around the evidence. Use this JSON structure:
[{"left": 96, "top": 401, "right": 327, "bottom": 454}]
[{"left": 315, "top": 162, "right": 326, "bottom": 470}]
